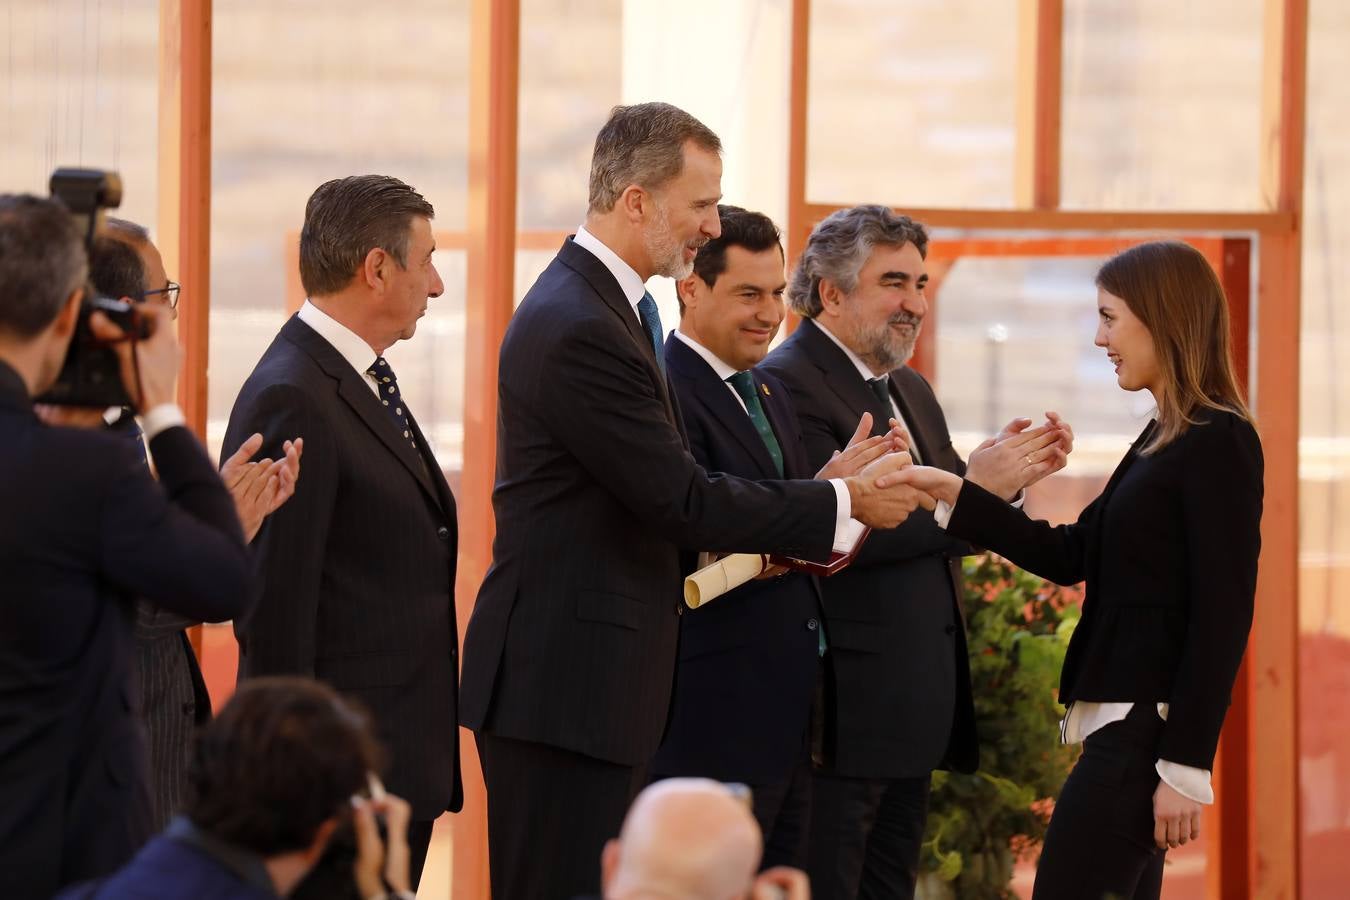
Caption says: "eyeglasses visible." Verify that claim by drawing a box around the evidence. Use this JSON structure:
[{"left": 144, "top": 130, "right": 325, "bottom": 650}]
[{"left": 143, "top": 281, "right": 180, "bottom": 310}]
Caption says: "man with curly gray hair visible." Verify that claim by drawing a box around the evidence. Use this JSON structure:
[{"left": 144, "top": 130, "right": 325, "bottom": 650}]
[{"left": 762, "top": 203, "right": 1073, "bottom": 899}]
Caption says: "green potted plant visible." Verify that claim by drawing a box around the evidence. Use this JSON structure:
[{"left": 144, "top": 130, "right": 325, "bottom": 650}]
[{"left": 917, "top": 553, "right": 1082, "bottom": 900}]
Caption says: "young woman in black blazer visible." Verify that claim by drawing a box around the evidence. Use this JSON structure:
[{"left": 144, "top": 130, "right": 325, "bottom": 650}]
[{"left": 891, "top": 241, "right": 1263, "bottom": 900}]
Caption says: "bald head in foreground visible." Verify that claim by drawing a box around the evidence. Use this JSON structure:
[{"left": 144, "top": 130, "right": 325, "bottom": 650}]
[{"left": 601, "top": 779, "right": 809, "bottom": 900}]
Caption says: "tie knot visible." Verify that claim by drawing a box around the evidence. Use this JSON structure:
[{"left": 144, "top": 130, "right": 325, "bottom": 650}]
[
  {"left": 869, "top": 375, "right": 891, "bottom": 407},
  {"left": 727, "top": 370, "right": 754, "bottom": 392},
  {"left": 367, "top": 356, "right": 397, "bottom": 384}
]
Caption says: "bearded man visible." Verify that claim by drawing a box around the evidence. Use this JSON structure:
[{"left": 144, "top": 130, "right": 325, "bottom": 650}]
[{"left": 761, "top": 204, "right": 1072, "bottom": 899}]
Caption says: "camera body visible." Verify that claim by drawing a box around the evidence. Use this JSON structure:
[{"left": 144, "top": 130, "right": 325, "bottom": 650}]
[{"left": 35, "top": 167, "right": 152, "bottom": 408}]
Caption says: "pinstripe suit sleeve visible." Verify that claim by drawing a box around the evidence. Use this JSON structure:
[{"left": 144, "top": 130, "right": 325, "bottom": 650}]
[
  {"left": 227, "top": 382, "right": 337, "bottom": 677},
  {"left": 532, "top": 316, "right": 835, "bottom": 557}
]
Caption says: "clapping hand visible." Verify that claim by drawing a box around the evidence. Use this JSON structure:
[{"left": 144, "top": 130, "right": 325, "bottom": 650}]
[{"left": 221, "top": 432, "right": 304, "bottom": 542}]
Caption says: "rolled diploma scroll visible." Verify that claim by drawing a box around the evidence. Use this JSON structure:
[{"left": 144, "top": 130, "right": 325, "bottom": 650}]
[{"left": 683, "top": 553, "right": 768, "bottom": 609}]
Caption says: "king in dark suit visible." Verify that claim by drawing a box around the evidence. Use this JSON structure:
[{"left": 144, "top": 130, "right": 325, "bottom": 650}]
[
  {"left": 459, "top": 105, "right": 931, "bottom": 899},
  {"left": 761, "top": 204, "right": 1071, "bottom": 899},
  {"left": 222, "top": 176, "right": 460, "bottom": 887}
]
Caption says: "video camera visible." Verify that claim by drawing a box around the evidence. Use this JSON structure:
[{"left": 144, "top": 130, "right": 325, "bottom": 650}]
[{"left": 36, "top": 167, "right": 153, "bottom": 408}]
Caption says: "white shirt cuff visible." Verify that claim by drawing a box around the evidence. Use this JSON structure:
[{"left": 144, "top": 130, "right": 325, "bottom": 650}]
[
  {"left": 1156, "top": 759, "right": 1214, "bottom": 805},
  {"left": 934, "top": 498, "right": 954, "bottom": 529},
  {"left": 1009, "top": 489, "right": 1025, "bottom": 509},
  {"left": 141, "top": 404, "right": 187, "bottom": 441},
  {"left": 828, "top": 478, "right": 852, "bottom": 545}
]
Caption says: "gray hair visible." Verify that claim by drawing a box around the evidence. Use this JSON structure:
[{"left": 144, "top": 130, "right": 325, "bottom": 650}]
[
  {"left": 788, "top": 205, "right": 929, "bottom": 318},
  {"left": 0, "top": 194, "right": 88, "bottom": 338},
  {"left": 104, "top": 216, "right": 150, "bottom": 244},
  {"left": 299, "top": 175, "right": 435, "bottom": 297},
  {"left": 587, "top": 102, "right": 722, "bottom": 213}
]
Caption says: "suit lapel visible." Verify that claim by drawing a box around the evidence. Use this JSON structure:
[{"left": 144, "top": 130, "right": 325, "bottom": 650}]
[
  {"left": 666, "top": 337, "right": 779, "bottom": 478},
  {"left": 889, "top": 375, "right": 938, "bottom": 467},
  {"left": 757, "top": 372, "right": 809, "bottom": 479},
  {"left": 795, "top": 319, "right": 893, "bottom": 439},
  {"left": 281, "top": 316, "right": 444, "bottom": 514},
  {"left": 559, "top": 237, "right": 678, "bottom": 426}
]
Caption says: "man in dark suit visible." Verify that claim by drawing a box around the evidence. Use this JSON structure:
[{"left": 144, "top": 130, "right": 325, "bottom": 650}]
[
  {"left": 459, "top": 104, "right": 931, "bottom": 899},
  {"left": 0, "top": 194, "right": 251, "bottom": 898},
  {"left": 650, "top": 205, "right": 899, "bottom": 870},
  {"left": 223, "top": 175, "right": 460, "bottom": 887},
  {"left": 59, "top": 678, "right": 413, "bottom": 900},
  {"left": 761, "top": 204, "right": 1070, "bottom": 899},
  {"left": 78, "top": 221, "right": 301, "bottom": 832}
]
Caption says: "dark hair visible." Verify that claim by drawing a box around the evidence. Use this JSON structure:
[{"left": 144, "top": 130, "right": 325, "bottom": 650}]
[
  {"left": 693, "top": 206, "right": 782, "bottom": 287},
  {"left": 89, "top": 235, "right": 147, "bottom": 301},
  {"left": 185, "top": 677, "right": 382, "bottom": 855},
  {"left": 678, "top": 205, "right": 783, "bottom": 313},
  {"left": 788, "top": 205, "right": 928, "bottom": 318},
  {"left": 299, "top": 175, "right": 435, "bottom": 297},
  {"left": 1096, "top": 241, "right": 1253, "bottom": 453},
  {"left": 588, "top": 102, "right": 722, "bottom": 213},
  {"left": 0, "top": 194, "right": 88, "bottom": 338}
]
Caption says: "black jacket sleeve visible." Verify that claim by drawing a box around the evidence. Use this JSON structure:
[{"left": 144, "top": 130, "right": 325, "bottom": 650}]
[
  {"left": 1156, "top": 416, "right": 1263, "bottom": 769},
  {"left": 98, "top": 425, "right": 250, "bottom": 623}
]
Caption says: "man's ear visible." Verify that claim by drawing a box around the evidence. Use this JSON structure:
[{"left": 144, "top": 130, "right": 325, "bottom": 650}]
[
  {"left": 619, "top": 185, "right": 649, "bottom": 225},
  {"left": 302, "top": 816, "right": 341, "bottom": 867},
  {"left": 817, "top": 278, "right": 845, "bottom": 318},
  {"left": 50, "top": 286, "right": 84, "bottom": 338},
  {"left": 361, "top": 247, "right": 389, "bottom": 292},
  {"left": 600, "top": 838, "right": 621, "bottom": 894},
  {"left": 675, "top": 274, "right": 701, "bottom": 309}
]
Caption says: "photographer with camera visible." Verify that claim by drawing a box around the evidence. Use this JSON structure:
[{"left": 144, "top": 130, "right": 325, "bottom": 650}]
[
  {"left": 38, "top": 217, "right": 303, "bottom": 833},
  {"left": 0, "top": 193, "right": 252, "bottom": 898},
  {"left": 58, "top": 678, "right": 416, "bottom": 900}
]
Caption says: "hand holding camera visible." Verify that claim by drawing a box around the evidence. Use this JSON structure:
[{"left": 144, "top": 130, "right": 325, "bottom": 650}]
[
  {"left": 87, "top": 301, "right": 180, "bottom": 414},
  {"left": 351, "top": 788, "right": 414, "bottom": 900}
]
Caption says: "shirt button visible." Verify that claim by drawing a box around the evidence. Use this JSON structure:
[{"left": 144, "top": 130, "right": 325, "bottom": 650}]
[
  {"left": 437, "top": 526, "right": 450, "bottom": 540},
  {"left": 806, "top": 618, "right": 819, "bottom": 631}
]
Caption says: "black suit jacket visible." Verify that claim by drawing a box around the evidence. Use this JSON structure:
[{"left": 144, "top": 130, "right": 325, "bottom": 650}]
[
  {"left": 947, "top": 410, "right": 1263, "bottom": 770},
  {"left": 222, "top": 316, "right": 462, "bottom": 819},
  {"left": 649, "top": 335, "right": 824, "bottom": 783},
  {"left": 761, "top": 318, "right": 979, "bottom": 778},
  {"left": 459, "top": 237, "right": 837, "bottom": 767},
  {"left": 0, "top": 361, "right": 249, "bottom": 899}
]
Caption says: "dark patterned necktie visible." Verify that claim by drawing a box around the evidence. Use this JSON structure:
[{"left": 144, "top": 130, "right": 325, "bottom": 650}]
[
  {"left": 637, "top": 291, "right": 665, "bottom": 372},
  {"left": 366, "top": 356, "right": 417, "bottom": 450},
  {"left": 869, "top": 375, "right": 892, "bottom": 414}
]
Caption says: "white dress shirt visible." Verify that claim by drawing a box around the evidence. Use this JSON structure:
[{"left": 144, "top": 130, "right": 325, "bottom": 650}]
[
  {"left": 571, "top": 229, "right": 854, "bottom": 544},
  {"left": 297, "top": 300, "right": 383, "bottom": 397}
]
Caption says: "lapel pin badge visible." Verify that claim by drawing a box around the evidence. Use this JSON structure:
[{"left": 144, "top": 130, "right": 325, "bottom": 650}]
[{"left": 761, "top": 383, "right": 771, "bottom": 397}]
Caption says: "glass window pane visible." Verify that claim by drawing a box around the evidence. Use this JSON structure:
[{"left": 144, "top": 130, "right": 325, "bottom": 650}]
[
  {"left": 208, "top": 1, "right": 469, "bottom": 480},
  {"left": 518, "top": 0, "right": 621, "bottom": 231},
  {"left": 807, "top": 0, "right": 1018, "bottom": 209},
  {"left": 0, "top": 0, "right": 160, "bottom": 227},
  {"left": 1061, "top": 0, "right": 1264, "bottom": 210},
  {"left": 1300, "top": 1, "right": 1350, "bottom": 893}
]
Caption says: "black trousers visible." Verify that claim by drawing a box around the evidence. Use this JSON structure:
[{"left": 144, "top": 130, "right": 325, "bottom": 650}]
[
  {"left": 1032, "top": 703, "right": 1167, "bottom": 900},
  {"left": 806, "top": 771, "right": 930, "bottom": 900},
  {"left": 477, "top": 731, "right": 647, "bottom": 900}
]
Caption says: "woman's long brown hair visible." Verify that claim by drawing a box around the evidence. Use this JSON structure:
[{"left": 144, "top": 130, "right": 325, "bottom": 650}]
[{"left": 1096, "top": 241, "right": 1253, "bottom": 454}]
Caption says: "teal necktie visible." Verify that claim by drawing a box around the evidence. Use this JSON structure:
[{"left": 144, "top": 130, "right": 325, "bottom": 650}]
[
  {"left": 726, "top": 370, "right": 785, "bottom": 477},
  {"left": 637, "top": 292, "right": 665, "bottom": 372}
]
